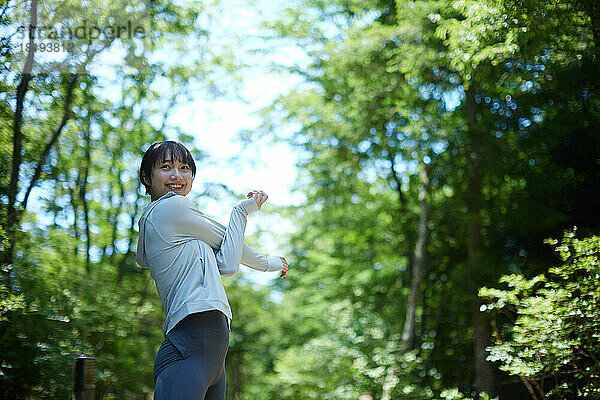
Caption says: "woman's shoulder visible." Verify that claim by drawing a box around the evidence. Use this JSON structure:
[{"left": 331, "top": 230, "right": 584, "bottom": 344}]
[
  {"left": 156, "top": 193, "right": 195, "bottom": 208},
  {"left": 150, "top": 193, "right": 197, "bottom": 219}
]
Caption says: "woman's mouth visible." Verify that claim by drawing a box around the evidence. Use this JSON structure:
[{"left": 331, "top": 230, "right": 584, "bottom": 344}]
[{"left": 167, "top": 184, "right": 184, "bottom": 191}]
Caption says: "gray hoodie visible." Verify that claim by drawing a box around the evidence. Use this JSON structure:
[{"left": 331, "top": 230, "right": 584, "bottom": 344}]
[{"left": 136, "top": 191, "right": 284, "bottom": 335}]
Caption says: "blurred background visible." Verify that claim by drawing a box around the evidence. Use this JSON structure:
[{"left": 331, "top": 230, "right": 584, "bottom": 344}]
[{"left": 1, "top": 0, "right": 599, "bottom": 399}]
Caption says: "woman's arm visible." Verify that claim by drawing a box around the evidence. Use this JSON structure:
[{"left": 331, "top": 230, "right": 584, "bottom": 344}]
[
  {"left": 155, "top": 194, "right": 286, "bottom": 276},
  {"left": 212, "top": 197, "right": 259, "bottom": 276},
  {"left": 201, "top": 210, "right": 287, "bottom": 274}
]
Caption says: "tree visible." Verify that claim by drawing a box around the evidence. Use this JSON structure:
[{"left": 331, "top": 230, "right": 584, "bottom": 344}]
[
  {"left": 0, "top": 0, "right": 252, "bottom": 396},
  {"left": 253, "top": 0, "right": 600, "bottom": 397},
  {"left": 481, "top": 230, "right": 600, "bottom": 399}
]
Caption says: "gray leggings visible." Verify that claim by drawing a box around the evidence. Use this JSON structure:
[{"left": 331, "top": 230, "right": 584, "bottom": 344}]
[{"left": 153, "top": 311, "right": 229, "bottom": 400}]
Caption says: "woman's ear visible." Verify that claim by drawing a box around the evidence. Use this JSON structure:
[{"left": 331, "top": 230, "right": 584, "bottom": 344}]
[{"left": 141, "top": 173, "right": 150, "bottom": 187}]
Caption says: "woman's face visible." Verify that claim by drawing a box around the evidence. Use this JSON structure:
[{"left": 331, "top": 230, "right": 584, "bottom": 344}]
[{"left": 146, "top": 158, "right": 193, "bottom": 201}]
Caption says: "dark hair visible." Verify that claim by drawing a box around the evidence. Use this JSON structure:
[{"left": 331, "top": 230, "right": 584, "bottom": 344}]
[{"left": 139, "top": 141, "right": 197, "bottom": 195}]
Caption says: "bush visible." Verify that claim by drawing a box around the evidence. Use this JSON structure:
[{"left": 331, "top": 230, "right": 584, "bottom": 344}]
[{"left": 480, "top": 229, "right": 600, "bottom": 399}]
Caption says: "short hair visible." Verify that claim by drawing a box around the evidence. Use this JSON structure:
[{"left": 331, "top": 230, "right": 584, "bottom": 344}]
[{"left": 139, "top": 141, "right": 197, "bottom": 195}]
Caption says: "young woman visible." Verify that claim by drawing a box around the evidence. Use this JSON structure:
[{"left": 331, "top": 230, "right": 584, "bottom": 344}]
[{"left": 136, "top": 141, "right": 288, "bottom": 400}]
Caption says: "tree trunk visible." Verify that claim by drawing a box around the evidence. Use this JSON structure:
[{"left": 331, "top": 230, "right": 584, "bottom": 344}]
[
  {"left": 424, "top": 274, "right": 447, "bottom": 370},
  {"left": 70, "top": 185, "right": 80, "bottom": 257},
  {"left": 80, "top": 123, "right": 92, "bottom": 272},
  {"left": 109, "top": 149, "right": 125, "bottom": 268},
  {"left": 109, "top": 170, "right": 125, "bottom": 263},
  {"left": 465, "top": 87, "right": 495, "bottom": 396},
  {"left": 117, "top": 192, "right": 141, "bottom": 283},
  {"left": 473, "top": 309, "right": 495, "bottom": 395},
  {"left": 402, "top": 163, "right": 430, "bottom": 349},
  {"left": 386, "top": 150, "right": 407, "bottom": 206},
  {"left": 4, "top": 0, "right": 37, "bottom": 268},
  {"left": 382, "top": 157, "right": 430, "bottom": 400}
]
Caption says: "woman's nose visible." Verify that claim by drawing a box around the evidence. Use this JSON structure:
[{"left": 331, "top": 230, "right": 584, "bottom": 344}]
[{"left": 171, "top": 168, "right": 182, "bottom": 178}]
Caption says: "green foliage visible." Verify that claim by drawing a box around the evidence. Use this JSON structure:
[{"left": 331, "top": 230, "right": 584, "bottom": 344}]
[
  {"left": 439, "top": 388, "right": 497, "bottom": 400},
  {"left": 0, "top": 217, "right": 164, "bottom": 399},
  {"left": 254, "top": 0, "right": 599, "bottom": 398},
  {"left": 480, "top": 230, "right": 600, "bottom": 398},
  {"left": 222, "top": 277, "right": 282, "bottom": 400},
  {"left": 1, "top": 0, "right": 258, "bottom": 397},
  {"left": 2, "top": 0, "right": 599, "bottom": 398}
]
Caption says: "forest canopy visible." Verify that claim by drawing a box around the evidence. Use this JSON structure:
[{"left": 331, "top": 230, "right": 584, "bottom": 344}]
[{"left": 1, "top": 0, "right": 599, "bottom": 399}]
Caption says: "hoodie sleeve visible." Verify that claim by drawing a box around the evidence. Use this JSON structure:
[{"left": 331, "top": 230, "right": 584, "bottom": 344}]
[
  {"left": 198, "top": 205, "right": 286, "bottom": 273},
  {"left": 153, "top": 195, "right": 283, "bottom": 274},
  {"left": 136, "top": 199, "right": 164, "bottom": 269},
  {"left": 136, "top": 219, "right": 150, "bottom": 269}
]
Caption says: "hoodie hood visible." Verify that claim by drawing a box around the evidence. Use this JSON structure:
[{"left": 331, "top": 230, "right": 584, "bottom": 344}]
[{"left": 136, "top": 191, "right": 177, "bottom": 269}]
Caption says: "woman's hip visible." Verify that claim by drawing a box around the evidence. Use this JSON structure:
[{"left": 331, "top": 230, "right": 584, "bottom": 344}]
[{"left": 154, "top": 310, "right": 229, "bottom": 382}]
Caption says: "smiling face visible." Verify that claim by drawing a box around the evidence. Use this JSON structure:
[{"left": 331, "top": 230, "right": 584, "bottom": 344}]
[
  {"left": 139, "top": 141, "right": 197, "bottom": 201},
  {"left": 146, "top": 158, "right": 193, "bottom": 201}
]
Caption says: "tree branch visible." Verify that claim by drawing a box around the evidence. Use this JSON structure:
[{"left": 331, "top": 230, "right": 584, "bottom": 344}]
[
  {"left": 386, "top": 150, "right": 407, "bottom": 206},
  {"left": 4, "top": 0, "right": 38, "bottom": 268},
  {"left": 20, "top": 73, "right": 77, "bottom": 213}
]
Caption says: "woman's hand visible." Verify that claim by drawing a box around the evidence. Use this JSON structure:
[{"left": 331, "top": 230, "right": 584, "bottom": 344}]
[
  {"left": 247, "top": 190, "right": 268, "bottom": 209},
  {"left": 280, "top": 257, "right": 289, "bottom": 278}
]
